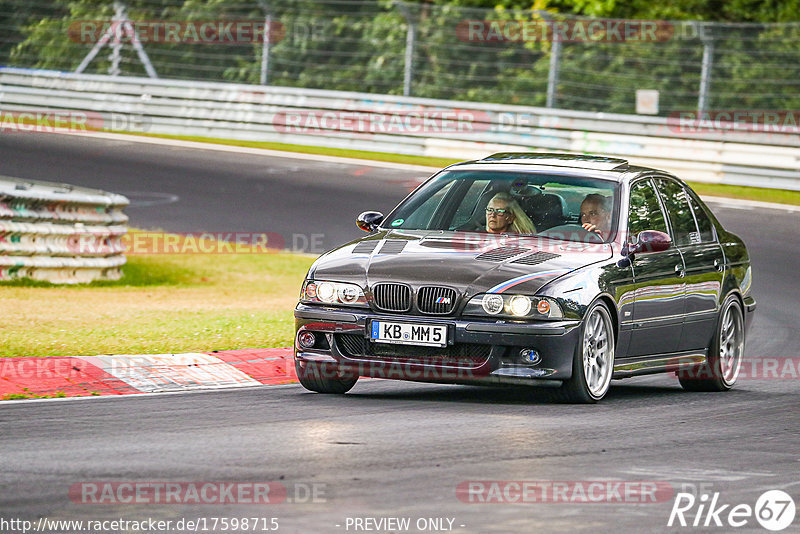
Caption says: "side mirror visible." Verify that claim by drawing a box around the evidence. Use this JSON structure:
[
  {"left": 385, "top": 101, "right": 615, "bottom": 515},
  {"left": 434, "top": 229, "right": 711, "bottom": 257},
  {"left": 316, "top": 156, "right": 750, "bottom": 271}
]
[
  {"left": 624, "top": 230, "right": 672, "bottom": 256},
  {"left": 356, "top": 211, "right": 384, "bottom": 232}
]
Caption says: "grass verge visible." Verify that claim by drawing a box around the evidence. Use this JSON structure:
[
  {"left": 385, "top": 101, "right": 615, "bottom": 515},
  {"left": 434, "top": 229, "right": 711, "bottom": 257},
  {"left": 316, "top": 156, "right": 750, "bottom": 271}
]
[
  {"left": 130, "top": 132, "right": 800, "bottom": 206},
  {"left": 685, "top": 182, "right": 800, "bottom": 206},
  {"left": 127, "top": 131, "right": 460, "bottom": 169},
  {"left": 0, "top": 247, "right": 314, "bottom": 357}
]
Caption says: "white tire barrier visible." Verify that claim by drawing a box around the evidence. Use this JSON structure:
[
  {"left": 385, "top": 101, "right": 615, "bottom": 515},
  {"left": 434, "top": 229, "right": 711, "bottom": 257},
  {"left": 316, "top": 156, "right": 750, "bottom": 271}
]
[{"left": 0, "top": 176, "right": 128, "bottom": 283}]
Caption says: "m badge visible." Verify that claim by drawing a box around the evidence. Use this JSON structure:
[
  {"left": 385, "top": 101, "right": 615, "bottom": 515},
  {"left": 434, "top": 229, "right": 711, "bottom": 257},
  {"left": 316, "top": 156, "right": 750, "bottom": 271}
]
[{"left": 435, "top": 296, "right": 452, "bottom": 304}]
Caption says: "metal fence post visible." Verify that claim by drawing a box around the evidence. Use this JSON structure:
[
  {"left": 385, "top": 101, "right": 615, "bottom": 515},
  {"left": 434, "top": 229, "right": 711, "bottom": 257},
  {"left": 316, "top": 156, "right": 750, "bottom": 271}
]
[
  {"left": 547, "top": 40, "right": 561, "bottom": 108},
  {"left": 395, "top": 2, "right": 416, "bottom": 97},
  {"left": 542, "top": 13, "right": 560, "bottom": 108},
  {"left": 698, "top": 23, "right": 714, "bottom": 115},
  {"left": 259, "top": 1, "right": 272, "bottom": 85},
  {"left": 108, "top": 1, "right": 123, "bottom": 76}
]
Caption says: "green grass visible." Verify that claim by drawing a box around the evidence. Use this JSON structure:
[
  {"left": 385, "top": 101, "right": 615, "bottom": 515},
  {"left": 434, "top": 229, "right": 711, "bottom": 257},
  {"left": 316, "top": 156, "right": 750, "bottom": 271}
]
[
  {"left": 130, "top": 131, "right": 800, "bottom": 206},
  {"left": 0, "top": 249, "right": 314, "bottom": 357},
  {"left": 686, "top": 182, "right": 800, "bottom": 206},
  {"left": 128, "top": 131, "right": 459, "bottom": 169},
  {"left": 2, "top": 390, "right": 67, "bottom": 400}
]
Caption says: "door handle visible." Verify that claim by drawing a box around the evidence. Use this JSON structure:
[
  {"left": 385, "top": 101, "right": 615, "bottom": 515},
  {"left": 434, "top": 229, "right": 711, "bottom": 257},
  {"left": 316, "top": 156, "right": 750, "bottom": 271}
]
[
  {"left": 675, "top": 264, "right": 685, "bottom": 278},
  {"left": 713, "top": 258, "right": 723, "bottom": 272}
]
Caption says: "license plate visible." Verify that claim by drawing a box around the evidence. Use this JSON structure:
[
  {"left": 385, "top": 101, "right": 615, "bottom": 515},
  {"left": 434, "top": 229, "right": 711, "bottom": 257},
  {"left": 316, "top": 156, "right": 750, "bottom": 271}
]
[{"left": 370, "top": 321, "right": 448, "bottom": 348}]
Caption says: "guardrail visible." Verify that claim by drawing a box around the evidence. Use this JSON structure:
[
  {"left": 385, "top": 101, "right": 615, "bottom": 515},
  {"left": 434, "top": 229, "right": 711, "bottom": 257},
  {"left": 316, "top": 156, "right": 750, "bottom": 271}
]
[
  {"left": 1, "top": 67, "right": 799, "bottom": 190},
  {"left": 0, "top": 175, "right": 128, "bottom": 283}
]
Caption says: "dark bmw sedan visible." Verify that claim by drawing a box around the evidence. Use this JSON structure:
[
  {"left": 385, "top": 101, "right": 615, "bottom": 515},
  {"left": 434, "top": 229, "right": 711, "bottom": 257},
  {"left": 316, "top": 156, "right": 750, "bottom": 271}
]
[{"left": 294, "top": 153, "right": 756, "bottom": 402}]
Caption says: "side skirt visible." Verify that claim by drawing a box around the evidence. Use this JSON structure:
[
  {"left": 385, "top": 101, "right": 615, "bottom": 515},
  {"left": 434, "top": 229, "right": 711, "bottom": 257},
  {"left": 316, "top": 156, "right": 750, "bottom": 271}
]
[{"left": 612, "top": 350, "right": 707, "bottom": 379}]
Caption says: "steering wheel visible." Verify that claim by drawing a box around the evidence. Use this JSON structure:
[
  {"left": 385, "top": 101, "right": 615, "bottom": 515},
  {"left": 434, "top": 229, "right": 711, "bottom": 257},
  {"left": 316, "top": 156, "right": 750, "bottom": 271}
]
[{"left": 537, "top": 224, "right": 605, "bottom": 243}]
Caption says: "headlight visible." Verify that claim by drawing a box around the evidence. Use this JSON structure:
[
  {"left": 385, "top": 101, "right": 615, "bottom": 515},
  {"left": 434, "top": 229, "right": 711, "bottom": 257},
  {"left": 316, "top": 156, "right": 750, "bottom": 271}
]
[
  {"left": 317, "top": 282, "right": 336, "bottom": 302},
  {"left": 508, "top": 295, "right": 532, "bottom": 317},
  {"left": 301, "top": 280, "right": 368, "bottom": 307},
  {"left": 481, "top": 294, "right": 504, "bottom": 315},
  {"left": 465, "top": 294, "right": 563, "bottom": 319}
]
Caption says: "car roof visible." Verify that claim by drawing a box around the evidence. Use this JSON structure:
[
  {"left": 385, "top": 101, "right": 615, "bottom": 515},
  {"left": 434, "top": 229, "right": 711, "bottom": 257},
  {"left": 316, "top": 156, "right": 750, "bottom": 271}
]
[{"left": 445, "top": 152, "right": 664, "bottom": 182}]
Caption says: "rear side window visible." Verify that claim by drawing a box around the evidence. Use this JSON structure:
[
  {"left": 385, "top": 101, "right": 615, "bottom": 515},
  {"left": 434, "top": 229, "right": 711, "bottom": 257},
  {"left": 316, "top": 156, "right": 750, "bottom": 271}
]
[
  {"left": 627, "top": 180, "right": 668, "bottom": 243},
  {"left": 687, "top": 194, "right": 716, "bottom": 243},
  {"left": 654, "top": 179, "right": 698, "bottom": 246}
]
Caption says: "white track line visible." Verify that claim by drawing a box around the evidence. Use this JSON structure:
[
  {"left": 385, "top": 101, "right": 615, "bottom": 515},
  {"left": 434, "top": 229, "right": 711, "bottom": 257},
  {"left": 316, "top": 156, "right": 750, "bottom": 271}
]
[
  {"left": 702, "top": 195, "right": 800, "bottom": 213},
  {"left": 60, "top": 130, "right": 441, "bottom": 172},
  {"left": 0, "top": 383, "right": 300, "bottom": 405}
]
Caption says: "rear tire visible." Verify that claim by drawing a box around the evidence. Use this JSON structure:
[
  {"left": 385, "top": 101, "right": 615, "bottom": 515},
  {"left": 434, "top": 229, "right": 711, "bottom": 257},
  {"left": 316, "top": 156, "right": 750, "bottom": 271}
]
[
  {"left": 552, "top": 301, "right": 615, "bottom": 404},
  {"left": 678, "top": 295, "right": 744, "bottom": 392},
  {"left": 295, "top": 359, "right": 358, "bottom": 394}
]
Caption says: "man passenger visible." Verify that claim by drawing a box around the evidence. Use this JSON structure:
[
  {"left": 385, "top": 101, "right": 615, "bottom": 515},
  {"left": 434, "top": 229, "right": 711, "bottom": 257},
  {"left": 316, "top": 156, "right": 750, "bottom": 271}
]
[{"left": 580, "top": 193, "right": 612, "bottom": 238}]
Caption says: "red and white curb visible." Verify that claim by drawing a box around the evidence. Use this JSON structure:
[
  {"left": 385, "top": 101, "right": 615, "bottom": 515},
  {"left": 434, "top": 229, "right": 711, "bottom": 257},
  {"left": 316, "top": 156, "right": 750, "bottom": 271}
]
[{"left": 0, "top": 348, "right": 296, "bottom": 400}]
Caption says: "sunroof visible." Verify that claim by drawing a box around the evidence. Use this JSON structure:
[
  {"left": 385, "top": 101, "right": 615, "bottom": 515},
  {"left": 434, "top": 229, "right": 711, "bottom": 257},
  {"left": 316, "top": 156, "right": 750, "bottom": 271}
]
[{"left": 480, "top": 152, "right": 628, "bottom": 171}]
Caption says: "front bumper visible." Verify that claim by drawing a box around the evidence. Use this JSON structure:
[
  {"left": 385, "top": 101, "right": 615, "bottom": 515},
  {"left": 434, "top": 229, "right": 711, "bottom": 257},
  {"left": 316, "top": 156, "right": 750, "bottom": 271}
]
[{"left": 294, "top": 303, "right": 581, "bottom": 387}]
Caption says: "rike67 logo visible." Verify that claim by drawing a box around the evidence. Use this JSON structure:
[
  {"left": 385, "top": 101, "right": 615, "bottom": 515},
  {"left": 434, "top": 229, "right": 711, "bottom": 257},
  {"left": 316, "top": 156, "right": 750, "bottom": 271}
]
[{"left": 668, "top": 490, "right": 796, "bottom": 531}]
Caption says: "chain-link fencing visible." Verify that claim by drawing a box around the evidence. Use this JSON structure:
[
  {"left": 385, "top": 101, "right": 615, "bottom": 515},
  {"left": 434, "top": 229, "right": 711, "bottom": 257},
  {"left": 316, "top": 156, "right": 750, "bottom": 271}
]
[{"left": 2, "top": 0, "right": 799, "bottom": 116}]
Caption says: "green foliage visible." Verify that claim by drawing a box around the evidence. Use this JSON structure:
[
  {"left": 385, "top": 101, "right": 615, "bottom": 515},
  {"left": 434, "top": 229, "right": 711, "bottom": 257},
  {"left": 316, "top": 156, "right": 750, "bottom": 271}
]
[
  {"left": 450, "top": 0, "right": 800, "bottom": 21},
  {"left": 2, "top": 0, "right": 799, "bottom": 114}
]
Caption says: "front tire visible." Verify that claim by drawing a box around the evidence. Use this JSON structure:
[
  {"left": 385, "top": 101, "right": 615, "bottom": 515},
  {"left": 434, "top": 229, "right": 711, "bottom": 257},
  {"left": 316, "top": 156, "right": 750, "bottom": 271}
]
[
  {"left": 553, "top": 301, "right": 615, "bottom": 403},
  {"left": 678, "top": 295, "right": 744, "bottom": 392},
  {"left": 295, "top": 359, "right": 358, "bottom": 394}
]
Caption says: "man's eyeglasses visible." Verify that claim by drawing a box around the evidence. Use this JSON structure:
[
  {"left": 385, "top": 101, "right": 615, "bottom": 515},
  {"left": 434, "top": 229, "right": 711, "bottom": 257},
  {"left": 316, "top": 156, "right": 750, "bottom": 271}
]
[{"left": 485, "top": 207, "right": 509, "bottom": 215}]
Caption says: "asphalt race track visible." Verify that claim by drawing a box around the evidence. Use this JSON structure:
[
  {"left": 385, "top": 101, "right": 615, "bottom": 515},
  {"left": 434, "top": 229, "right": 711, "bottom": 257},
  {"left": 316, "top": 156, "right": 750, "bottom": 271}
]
[
  {"left": 1, "top": 133, "right": 799, "bottom": 533},
  {"left": 0, "top": 133, "right": 425, "bottom": 251}
]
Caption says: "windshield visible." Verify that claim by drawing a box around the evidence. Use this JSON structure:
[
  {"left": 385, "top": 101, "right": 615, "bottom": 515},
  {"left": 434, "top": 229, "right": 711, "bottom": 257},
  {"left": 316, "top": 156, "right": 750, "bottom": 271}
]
[{"left": 382, "top": 170, "right": 620, "bottom": 242}]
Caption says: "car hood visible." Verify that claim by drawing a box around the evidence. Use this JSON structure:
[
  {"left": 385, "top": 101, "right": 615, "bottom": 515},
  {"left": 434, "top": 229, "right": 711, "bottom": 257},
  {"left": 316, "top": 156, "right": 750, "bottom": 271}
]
[{"left": 309, "top": 230, "right": 613, "bottom": 296}]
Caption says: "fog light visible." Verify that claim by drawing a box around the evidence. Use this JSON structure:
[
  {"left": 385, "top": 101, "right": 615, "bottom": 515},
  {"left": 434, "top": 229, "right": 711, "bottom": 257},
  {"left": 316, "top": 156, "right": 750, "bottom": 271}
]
[
  {"left": 519, "top": 348, "right": 541, "bottom": 365},
  {"left": 298, "top": 331, "right": 316, "bottom": 349}
]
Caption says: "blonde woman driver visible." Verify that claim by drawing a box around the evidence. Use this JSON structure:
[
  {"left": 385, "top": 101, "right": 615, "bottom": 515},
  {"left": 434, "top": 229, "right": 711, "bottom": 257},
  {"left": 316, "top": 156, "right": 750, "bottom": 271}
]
[{"left": 484, "top": 192, "right": 536, "bottom": 234}]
